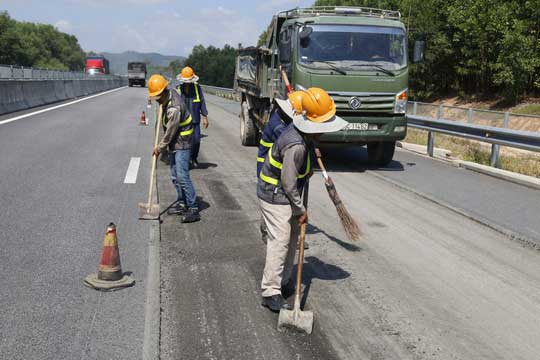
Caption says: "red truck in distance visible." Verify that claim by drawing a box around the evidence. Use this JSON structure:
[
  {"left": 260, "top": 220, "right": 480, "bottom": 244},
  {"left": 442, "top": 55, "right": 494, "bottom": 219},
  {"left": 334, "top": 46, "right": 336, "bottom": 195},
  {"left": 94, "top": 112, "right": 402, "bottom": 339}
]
[{"left": 85, "top": 55, "right": 110, "bottom": 75}]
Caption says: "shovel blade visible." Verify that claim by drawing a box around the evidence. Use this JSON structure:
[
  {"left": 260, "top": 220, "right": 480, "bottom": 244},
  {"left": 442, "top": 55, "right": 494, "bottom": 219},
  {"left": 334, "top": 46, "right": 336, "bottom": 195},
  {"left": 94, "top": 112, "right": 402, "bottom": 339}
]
[
  {"left": 138, "top": 203, "right": 160, "bottom": 220},
  {"left": 277, "top": 308, "right": 314, "bottom": 334}
]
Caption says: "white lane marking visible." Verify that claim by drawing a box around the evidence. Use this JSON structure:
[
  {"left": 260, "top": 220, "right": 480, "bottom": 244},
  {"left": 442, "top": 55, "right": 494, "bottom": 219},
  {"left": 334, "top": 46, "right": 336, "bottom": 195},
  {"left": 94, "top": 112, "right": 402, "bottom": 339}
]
[
  {"left": 124, "top": 157, "right": 141, "bottom": 184},
  {"left": 0, "top": 86, "right": 128, "bottom": 126}
]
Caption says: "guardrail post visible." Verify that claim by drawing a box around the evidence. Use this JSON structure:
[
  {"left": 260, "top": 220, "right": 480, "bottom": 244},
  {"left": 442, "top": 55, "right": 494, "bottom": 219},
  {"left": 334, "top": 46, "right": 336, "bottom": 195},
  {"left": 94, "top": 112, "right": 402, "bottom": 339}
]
[
  {"left": 427, "top": 131, "right": 435, "bottom": 157},
  {"left": 412, "top": 101, "right": 418, "bottom": 115},
  {"left": 427, "top": 105, "right": 443, "bottom": 157},
  {"left": 489, "top": 112, "right": 510, "bottom": 168},
  {"left": 467, "top": 108, "right": 473, "bottom": 123}
]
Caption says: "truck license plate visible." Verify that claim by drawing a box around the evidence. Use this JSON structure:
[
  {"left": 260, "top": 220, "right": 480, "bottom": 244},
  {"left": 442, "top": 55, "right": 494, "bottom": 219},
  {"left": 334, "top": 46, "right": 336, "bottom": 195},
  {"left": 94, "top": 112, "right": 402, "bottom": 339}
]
[{"left": 347, "top": 123, "right": 369, "bottom": 130}]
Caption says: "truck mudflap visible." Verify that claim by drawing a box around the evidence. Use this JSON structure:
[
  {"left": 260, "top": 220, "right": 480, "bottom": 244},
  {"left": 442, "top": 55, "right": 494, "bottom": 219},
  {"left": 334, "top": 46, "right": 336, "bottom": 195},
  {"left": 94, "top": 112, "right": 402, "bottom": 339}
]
[{"left": 319, "top": 115, "right": 407, "bottom": 143}]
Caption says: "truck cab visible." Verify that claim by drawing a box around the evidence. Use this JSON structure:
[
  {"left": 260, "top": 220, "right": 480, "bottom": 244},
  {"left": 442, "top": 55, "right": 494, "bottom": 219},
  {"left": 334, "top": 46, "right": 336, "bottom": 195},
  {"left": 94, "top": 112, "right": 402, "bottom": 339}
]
[{"left": 236, "top": 7, "right": 421, "bottom": 166}]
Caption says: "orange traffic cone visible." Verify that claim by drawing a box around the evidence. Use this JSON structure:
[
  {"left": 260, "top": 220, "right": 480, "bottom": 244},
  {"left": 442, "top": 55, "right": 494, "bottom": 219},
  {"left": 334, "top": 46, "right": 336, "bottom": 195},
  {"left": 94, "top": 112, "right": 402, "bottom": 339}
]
[
  {"left": 147, "top": 98, "right": 152, "bottom": 109},
  {"left": 140, "top": 111, "right": 147, "bottom": 125},
  {"left": 84, "top": 223, "right": 135, "bottom": 291}
]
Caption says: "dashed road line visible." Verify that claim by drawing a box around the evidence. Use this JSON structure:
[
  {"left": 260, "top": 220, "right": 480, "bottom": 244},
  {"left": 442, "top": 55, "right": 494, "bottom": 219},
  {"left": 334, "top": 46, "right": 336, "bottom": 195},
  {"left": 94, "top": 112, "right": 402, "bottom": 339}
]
[{"left": 124, "top": 157, "right": 141, "bottom": 184}]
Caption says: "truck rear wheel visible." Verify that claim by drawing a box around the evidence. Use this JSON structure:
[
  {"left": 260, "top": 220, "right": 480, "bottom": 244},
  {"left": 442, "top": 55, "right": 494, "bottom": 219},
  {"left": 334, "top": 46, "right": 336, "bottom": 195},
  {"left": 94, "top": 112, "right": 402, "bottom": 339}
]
[
  {"left": 240, "top": 101, "right": 258, "bottom": 146},
  {"left": 367, "top": 141, "right": 396, "bottom": 167}
]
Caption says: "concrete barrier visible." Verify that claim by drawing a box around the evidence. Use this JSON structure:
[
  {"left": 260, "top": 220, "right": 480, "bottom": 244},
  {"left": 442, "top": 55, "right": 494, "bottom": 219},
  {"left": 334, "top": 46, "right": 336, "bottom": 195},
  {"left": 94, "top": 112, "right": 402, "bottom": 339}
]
[{"left": 0, "top": 78, "right": 127, "bottom": 115}]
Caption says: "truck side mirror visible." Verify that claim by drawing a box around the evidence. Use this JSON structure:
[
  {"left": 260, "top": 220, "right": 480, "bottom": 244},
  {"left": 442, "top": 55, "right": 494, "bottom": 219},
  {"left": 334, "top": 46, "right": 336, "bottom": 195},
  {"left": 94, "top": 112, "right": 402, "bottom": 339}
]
[
  {"left": 413, "top": 41, "right": 425, "bottom": 63},
  {"left": 279, "top": 41, "right": 291, "bottom": 64}
]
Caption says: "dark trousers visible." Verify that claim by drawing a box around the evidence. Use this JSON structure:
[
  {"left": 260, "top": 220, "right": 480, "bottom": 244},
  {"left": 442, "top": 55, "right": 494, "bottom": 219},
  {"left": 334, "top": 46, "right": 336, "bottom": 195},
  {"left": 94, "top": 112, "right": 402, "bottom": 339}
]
[{"left": 191, "top": 122, "right": 201, "bottom": 161}]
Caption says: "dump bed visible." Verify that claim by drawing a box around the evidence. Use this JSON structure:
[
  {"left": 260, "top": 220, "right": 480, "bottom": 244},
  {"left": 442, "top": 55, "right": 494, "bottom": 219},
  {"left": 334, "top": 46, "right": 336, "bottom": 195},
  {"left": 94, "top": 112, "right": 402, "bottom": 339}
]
[{"left": 235, "top": 47, "right": 273, "bottom": 99}]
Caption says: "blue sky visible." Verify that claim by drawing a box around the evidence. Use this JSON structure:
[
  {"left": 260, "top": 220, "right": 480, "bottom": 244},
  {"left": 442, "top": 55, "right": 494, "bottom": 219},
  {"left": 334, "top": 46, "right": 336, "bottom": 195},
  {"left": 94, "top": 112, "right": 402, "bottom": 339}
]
[{"left": 1, "top": 0, "right": 313, "bottom": 56}]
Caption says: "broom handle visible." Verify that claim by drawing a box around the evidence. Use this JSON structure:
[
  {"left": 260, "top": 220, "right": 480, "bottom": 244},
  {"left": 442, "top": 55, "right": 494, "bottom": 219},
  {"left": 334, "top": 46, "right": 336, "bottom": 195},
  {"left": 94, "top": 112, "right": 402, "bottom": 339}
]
[
  {"left": 314, "top": 148, "right": 330, "bottom": 182},
  {"left": 146, "top": 103, "right": 162, "bottom": 206}
]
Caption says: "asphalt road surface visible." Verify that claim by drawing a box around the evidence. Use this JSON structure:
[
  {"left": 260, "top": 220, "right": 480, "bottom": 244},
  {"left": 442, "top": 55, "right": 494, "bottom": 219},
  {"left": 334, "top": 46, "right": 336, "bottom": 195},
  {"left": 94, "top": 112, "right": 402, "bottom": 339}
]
[
  {"left": 0, "top": 87, "right": 154, "bottom": 359},
  {"left": 2, "top": 88, "right": 539, "bottom": 360},
  {"left": 158, "top": 93, "right": 540, "bottom": 360}
]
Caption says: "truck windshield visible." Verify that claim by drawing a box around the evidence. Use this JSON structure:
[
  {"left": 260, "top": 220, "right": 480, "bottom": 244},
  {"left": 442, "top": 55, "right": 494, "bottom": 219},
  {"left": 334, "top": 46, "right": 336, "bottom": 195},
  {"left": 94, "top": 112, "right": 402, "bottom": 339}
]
[
  {"left": 298, "top": 25, "right": 407, "bottom": 71},
  {"left": 128, "top": 63, "right": 146, "bottom": 72}
]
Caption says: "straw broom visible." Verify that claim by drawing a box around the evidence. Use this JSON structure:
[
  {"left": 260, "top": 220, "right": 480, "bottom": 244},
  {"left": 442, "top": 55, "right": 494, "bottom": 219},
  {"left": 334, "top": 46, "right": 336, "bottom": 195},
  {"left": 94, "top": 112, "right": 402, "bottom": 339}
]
[
  {"left": 280, "top": 67, "right": 361, "bottom": 241},
  {"left": 315, "top": 148, "right": 361, "bottom": 241}
]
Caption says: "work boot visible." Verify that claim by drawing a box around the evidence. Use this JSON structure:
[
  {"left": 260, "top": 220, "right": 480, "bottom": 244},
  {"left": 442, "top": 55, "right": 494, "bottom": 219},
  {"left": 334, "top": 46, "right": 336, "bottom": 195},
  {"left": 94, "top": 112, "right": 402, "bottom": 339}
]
[
  {"left": 191, "top": 159, "right": 199, "bottom": 168},
  {"left": 261, "top": 295, "right": 292, "bottom": 312},
  {"left": 167, "top": 203, "right": 186, "bottom": 216},
  {"left": 182, "top": 208, "right": 200, "bottom": 223},
  {"left": 281, "top": 282, "right": 296, "bottom": 298}
]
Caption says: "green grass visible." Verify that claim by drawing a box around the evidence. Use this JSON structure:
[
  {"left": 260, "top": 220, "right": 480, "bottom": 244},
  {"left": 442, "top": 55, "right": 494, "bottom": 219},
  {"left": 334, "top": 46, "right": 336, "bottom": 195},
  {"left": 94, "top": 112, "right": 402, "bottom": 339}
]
[
  {"left": 404, "top": 129, "right": 540, "bottom": 178},
  {"left": 512, "top": 104, "right": 540, "bottom": 116}
]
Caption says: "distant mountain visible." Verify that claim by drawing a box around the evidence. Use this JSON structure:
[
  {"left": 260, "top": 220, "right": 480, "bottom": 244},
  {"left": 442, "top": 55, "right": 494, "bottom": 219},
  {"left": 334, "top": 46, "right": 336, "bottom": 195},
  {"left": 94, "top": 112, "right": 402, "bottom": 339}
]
[{"left": 98, "top": 51, "right": 185, "bottom": 75}]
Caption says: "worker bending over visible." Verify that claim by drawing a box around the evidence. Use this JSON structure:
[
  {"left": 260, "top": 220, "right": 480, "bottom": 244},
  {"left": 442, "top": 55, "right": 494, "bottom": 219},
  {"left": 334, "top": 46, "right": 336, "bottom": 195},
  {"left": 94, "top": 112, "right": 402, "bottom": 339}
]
[
  {"left": 148, "top": 74, "right": 200, "bottom": 223},
  {"left": 258, "top": 88, "right": 347, "bottom": 311}
]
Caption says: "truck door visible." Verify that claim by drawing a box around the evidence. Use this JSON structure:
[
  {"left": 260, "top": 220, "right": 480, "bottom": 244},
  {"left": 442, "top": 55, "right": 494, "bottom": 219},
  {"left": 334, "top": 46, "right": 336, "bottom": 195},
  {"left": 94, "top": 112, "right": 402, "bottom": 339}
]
[{"left": 278, "top": 24, "right": 294, "bottom": 94}]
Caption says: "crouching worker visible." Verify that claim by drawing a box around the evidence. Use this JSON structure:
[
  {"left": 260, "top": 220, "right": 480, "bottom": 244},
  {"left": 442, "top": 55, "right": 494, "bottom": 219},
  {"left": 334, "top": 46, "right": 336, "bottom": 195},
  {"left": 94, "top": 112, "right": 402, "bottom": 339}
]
[
  {"left": 148, "top": 74, "right": 200, "bottom": 223},
  {"left": 258, "top": 88, "right": 348, "bottom": 311}
]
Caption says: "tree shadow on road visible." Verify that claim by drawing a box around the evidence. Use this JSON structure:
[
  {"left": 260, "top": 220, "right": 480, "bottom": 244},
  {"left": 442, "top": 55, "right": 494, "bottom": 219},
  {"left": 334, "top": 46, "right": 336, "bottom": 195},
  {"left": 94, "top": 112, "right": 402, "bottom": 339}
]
[
  {"left": 294, "top": 256, "right": 351, "bottom": 308},
  {"left": 306, "top": 223, "right": 362, "bottom": 252}
]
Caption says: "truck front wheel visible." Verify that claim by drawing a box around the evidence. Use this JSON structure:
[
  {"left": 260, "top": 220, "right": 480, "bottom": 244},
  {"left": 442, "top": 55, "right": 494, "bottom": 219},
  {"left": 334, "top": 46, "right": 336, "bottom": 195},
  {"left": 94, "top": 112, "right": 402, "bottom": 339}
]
[
  {"left": 240, "top": 101, "right": 258, "bottom": 146},
  {"left": 367, "top": 141, "right": 396, "bottom": 167}
]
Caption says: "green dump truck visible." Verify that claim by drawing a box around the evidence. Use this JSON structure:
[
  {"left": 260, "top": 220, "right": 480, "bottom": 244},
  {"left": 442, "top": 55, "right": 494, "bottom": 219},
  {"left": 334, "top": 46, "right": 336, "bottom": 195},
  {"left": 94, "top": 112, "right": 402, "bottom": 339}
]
[{"left": 235, "top": 6, "right": 424, "bottom": 166}]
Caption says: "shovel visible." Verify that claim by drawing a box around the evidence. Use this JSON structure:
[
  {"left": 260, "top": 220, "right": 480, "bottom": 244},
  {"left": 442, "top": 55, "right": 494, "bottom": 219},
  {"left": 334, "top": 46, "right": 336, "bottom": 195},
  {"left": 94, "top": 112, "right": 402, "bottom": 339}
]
[
  {"left": 138, "top": 103, "right": 162, "bottom": 220},
  {"left": 277, "top": 182, "right": 314, "bottom": 334}
]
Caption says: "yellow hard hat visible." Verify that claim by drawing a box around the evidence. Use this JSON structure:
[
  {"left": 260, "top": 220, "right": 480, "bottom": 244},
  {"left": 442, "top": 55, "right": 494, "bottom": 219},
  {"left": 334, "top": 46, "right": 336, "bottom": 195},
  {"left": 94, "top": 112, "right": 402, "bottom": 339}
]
[
  {"left": 178, "top": 66, "right": 199, "bottom": 83},
  {"left": 288, "top": 91, "right": 304, "bottom": 114},
  {"left": 148, "top": 74, "right": 169, "bottom": 98},
  {"left": 302, "top": 87, "right": 336, "bottom": 123}
]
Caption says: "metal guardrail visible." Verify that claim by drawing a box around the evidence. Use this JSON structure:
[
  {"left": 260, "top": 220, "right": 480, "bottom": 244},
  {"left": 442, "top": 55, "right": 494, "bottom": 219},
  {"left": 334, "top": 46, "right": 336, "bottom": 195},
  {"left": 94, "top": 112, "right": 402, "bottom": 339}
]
[
  {"left": 199, "top": 85, "right": 540, "bottom": 168},
  {"left": 0, "top": 64, "right": 124, "bottom": 80},
  {"left": 200, "top": 85, "right": 239, "bottom": 101},
  {"left": 407, "top": 102, "right": 540, "bottom": 168}
]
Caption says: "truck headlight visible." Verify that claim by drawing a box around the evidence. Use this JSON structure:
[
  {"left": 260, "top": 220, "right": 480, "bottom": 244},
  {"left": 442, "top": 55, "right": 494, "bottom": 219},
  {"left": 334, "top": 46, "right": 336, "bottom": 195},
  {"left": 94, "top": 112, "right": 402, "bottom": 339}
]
[{"left": 394, "top": 89, "right": 408, "bottom": 114}]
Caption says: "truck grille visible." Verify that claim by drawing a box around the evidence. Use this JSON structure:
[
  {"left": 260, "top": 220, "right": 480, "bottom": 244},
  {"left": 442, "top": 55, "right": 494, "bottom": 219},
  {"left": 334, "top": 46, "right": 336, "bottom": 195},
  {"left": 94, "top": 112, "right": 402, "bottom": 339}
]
[{"left": 328, "top": 92, "right": 395, "bottom": 114}]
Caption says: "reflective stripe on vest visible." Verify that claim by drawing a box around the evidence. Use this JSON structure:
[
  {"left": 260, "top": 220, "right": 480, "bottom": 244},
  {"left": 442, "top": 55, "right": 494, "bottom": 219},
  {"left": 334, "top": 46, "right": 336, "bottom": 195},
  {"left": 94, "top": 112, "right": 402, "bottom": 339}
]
[
  {"left": 260, "top": 145, "right": 311, "bottom": 185},
  {"left": 161, "top": 100, "right": 172, "bottom": 126},
  {"left": 257, "top": 157, "right": 265, "bottom": 163},
  {"left": 177, "top": 84, "right": 201, "bottom": 103},
  {"left": 259, "top": 139, "right": 272, "bottom": 148},
  {"left": 193, "top": 84, "right": 201, "bottom": 103},
  {"left": 178, "top": 115, "right": 193, "bottom": 136}
]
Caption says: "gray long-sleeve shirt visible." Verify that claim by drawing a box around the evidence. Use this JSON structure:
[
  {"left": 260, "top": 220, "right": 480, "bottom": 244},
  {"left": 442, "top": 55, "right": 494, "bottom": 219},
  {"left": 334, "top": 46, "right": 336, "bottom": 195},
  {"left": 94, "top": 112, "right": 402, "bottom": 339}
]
[
  {"left": 158, "top": 105, "right": 192, "bottom": 152},
  {"left": 281, "top": 144, "right": 307, "bottom": 216}
]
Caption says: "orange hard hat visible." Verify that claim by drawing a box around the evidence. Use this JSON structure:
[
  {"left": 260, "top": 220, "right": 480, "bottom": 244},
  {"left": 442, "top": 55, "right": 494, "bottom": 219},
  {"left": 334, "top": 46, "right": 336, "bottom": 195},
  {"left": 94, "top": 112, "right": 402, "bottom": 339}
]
[
  {"left": 181, "top": 67, "right": 195, "bottom": 79},
  {"left": 301, "top": 87, "right": 336, "bottom": 123},
  {"left": 148, "top": 74, "right": 169, "bottom": 98},
  {"left": 288, "top": 91, "right": 304, "bottom": 114}
]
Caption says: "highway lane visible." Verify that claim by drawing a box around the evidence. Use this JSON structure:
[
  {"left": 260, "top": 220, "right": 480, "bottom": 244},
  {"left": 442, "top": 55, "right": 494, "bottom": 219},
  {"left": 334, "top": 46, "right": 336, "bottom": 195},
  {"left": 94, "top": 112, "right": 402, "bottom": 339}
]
[
  {"left": 207, "top": 94, "right": 540, "bottom": 245},
  {"left": 158, "top": 93, "right": 540, "bottom": 359},
  {"left": 0, "top": 88, "right": 155, "bottom": 359}
]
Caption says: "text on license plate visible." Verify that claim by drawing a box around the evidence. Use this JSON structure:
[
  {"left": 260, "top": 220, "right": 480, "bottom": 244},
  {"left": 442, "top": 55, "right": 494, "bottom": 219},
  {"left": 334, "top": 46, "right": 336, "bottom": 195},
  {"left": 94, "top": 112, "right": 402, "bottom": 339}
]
[{"left": 347, "top": 123, "right": 370, "bottom": 130}]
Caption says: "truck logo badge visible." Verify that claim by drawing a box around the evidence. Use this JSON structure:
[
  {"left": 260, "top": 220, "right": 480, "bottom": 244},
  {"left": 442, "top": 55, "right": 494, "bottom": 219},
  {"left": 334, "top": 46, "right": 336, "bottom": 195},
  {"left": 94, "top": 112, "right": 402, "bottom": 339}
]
[{"left": 349, "top": 97, "right": 362, "bottom": 109}]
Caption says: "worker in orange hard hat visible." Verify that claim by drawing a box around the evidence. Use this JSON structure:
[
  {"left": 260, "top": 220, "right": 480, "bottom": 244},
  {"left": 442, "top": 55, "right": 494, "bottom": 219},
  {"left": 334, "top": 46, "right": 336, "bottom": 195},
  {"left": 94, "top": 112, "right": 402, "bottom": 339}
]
[
  {"left": 258, "top": 88, "right": 347, "bottom": 312},
  {"left": 176, "top": 66, "right": 209, "bottom": 169},
  {"left": 256, "top": 91, "right": 304, "bottom": 245},
  {"left": 148, "top": 74, "right": 200, "bottom": 223}
]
